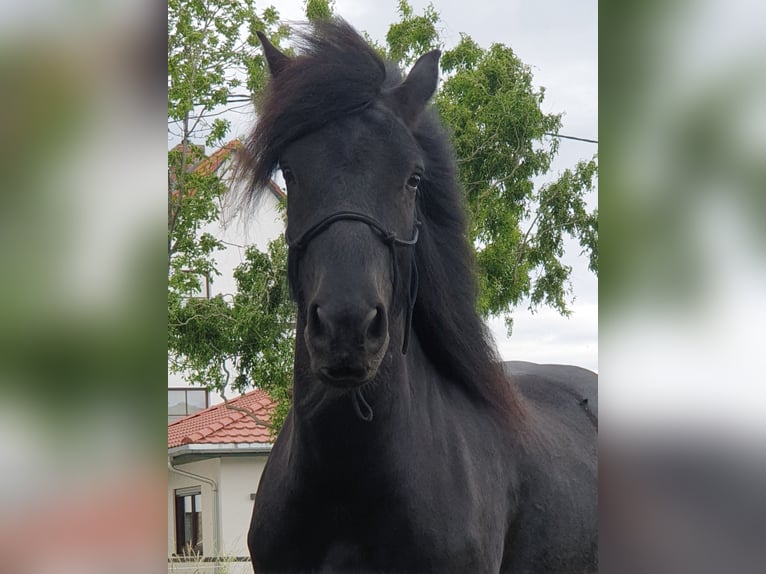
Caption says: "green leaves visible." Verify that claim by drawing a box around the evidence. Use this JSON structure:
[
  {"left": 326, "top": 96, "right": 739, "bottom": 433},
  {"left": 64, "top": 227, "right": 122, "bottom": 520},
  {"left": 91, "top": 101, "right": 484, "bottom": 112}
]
[
  {"left": 167, "top": 142, "right": 226, "bottom": 300},
  {"left": 386, "top": 1, "right": 442, "bottom": 67},
  {"left": 305, "top": 0, "right": 335, "bottom": 22},
  {"left": 168, "top": 0, "right": 258, "bottom": 122},
  {"left": 230, "top": 241, "right": 295, "bottom": 430},
  {"left": 433, "top": 27, "right": 597, "bottom": 324},
  {"left": 168, "top": 238, "right": 295, "bottom": 435}
]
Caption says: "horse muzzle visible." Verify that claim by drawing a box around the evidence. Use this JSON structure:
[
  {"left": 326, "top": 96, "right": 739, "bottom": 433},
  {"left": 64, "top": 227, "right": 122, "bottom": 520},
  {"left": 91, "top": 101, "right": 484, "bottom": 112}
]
[{"left": 304, "top": 301, "right": 389, "bottom": 388}]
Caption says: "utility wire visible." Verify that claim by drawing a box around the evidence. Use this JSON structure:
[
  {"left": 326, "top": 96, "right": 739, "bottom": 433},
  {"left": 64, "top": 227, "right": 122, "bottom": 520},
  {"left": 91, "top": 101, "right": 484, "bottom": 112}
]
[
  {"left": 544, "top": 132, "right": 598, "bottom": 144},
  {"left": 177, "top": 97, "right": 599, "bottom": 145}
]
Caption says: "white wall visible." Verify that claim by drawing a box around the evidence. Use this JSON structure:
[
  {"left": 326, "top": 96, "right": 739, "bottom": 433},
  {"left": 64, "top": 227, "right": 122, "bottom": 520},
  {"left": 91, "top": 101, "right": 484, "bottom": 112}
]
[
  {"left": 219, "top": 456, "right": 270, "bottom": 557},
  {"left": 211, "top": 165, "right": 285, "bottom": 299}
]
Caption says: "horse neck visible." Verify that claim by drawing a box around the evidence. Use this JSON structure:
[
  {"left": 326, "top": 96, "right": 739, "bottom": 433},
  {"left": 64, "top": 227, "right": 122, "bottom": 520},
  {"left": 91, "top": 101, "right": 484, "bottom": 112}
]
[{"left": 289, "top": 327, "right": 434, "bottom": 470}]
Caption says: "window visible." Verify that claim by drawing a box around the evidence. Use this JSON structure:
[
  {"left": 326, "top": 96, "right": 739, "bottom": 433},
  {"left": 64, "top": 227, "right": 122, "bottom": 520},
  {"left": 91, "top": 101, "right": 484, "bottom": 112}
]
[
  {"left": 168, "top": 388, "right": 209, "bottom": 423},
  {"left": 175, "top": 488, "right": 203, "bottom": 556}
]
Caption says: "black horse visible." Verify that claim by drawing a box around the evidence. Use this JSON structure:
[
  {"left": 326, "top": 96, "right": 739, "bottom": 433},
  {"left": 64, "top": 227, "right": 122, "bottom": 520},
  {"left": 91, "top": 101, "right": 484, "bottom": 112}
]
[{"left": 238, "top": 18, "right": 597, "bottom": 574}]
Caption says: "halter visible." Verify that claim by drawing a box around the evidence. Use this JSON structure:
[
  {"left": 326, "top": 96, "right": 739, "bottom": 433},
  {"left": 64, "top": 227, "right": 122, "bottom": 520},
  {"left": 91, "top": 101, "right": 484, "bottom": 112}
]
[
  {"left": 286, "top": 210, "right": 421, "bottom": 423},
  {"left": 286, "top": 210, "right": 421, "bottom": 356}
]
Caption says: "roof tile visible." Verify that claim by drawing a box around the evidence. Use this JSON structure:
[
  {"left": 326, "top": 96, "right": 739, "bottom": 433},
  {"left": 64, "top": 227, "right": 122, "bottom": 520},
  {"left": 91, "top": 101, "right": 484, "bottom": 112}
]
[{"left": 168, "top": 389, "right": 275, "bottom": 448}]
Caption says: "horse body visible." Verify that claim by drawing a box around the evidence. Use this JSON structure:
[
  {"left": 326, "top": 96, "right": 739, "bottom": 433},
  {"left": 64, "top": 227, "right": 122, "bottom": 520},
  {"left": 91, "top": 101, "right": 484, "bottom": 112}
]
[
  {"left": 239, "top": 18, "right": 597, "bottom": 574},
  {"left": 506, "top": 363, "right": 598, "bottom": 573},
  {"left": 250, "top": 337, "right": 597, "bottom": 573}
]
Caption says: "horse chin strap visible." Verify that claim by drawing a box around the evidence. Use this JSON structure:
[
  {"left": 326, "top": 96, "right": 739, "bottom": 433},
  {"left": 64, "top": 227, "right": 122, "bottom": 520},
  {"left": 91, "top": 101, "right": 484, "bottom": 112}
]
[
  {"left": 352, "top": 388, "right": 374, "bottom": 422},
  {"left": 286, "top": 210, "right": 421, "bottom": 423}
]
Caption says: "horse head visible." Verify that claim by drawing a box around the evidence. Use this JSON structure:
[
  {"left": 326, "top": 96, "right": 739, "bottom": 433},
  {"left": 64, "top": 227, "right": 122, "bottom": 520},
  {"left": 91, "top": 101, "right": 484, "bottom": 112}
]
[{"left": 258, "top": 30, "right": 440, "bottom": 388}]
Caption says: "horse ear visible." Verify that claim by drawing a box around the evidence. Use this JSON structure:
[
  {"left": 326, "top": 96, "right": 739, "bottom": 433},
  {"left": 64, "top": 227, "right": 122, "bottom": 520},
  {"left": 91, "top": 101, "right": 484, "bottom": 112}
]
[
  {"left": 256, "top": 31, "right": 290, "bottom": 77},
  {"left": 390, "top": 50, "right": 441, "bottom": 125}
]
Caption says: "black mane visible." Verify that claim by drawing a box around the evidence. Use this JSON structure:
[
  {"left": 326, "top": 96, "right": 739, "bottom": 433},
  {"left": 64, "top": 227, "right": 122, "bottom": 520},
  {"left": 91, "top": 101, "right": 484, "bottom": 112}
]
[
  {"left": 237, "top": 18, "right": 524, "bottom": 422},
  {"left": 238, "top": 19, "right": 390, "bottom": 194}
]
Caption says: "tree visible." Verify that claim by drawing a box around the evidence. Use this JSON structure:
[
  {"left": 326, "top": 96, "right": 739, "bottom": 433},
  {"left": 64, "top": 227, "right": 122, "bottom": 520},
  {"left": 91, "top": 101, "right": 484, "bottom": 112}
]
[
  {"left": 169, "top": 240, "right": 294, "bottom": 430},
  {"left": 168, "top": 0, "right": 295, "bottom": 433},
  {"left": 386, "top": 2, "right": 598, "bottom": 330},
  {"left": 438, "top": 36, "right": 597, "bottom": 324},
  {"left": 305, "top": 0, "right": 335, "bottom": 22},
  {"left": 385, "top": 0, "right": 442, "bottom": 66},
  {"left": 167, "top": 0, "right": 288, "bottom": 286}
]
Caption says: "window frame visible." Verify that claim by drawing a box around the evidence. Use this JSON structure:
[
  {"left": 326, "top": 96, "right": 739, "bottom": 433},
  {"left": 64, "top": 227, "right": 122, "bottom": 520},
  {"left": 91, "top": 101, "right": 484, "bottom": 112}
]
[{"left": 174, "top": 487, "right": 203, "bottom": 556}]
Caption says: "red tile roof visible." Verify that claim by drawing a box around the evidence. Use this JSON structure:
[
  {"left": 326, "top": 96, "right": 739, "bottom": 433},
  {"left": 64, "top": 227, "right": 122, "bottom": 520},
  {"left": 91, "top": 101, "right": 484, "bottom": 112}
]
[
  {"left": 168, "top": 139, "right": 285, "bottom": 199},
  {"left": 193, "top": 139, "right": 241, "bottom": 177},
  {"left": 168, "top": 389, "right": 275, "bottom": 448},
  {"left": 168, "top": 139, "right": 238, "bottom": 175}
]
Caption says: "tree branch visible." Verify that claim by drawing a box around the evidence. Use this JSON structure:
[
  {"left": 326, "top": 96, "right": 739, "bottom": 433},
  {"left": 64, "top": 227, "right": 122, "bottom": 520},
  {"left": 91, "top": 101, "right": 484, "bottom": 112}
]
[
  {"left": 219, "top": 361, "right": 273, "bottom": 429},
  {"left": 221, "top": 394, "right": 274, "bottom": 430}
]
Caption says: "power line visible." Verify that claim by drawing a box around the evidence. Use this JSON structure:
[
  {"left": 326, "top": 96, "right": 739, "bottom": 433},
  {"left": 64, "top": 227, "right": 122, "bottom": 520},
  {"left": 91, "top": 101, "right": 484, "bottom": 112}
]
[
  {"left": 223, "top": 96, "right": 600, "bottom": 145},
  {"left": 544, "top": 132, "right": 598, "bottom": 144},
  {"left": 176, "top": 98, "right": 599, "bottom": 145}
]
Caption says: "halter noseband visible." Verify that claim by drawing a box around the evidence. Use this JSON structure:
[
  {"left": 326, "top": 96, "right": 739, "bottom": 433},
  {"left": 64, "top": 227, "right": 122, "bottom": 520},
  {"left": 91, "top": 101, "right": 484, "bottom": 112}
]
[{"left": 286, "top": 210, "right": 421, "bottom": 356}]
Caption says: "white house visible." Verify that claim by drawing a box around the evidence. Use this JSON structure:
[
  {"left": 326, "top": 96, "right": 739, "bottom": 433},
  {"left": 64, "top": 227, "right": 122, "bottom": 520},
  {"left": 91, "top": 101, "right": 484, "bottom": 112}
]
[{"left": 168, "top": 389, "right": 275, "bottom": 574}]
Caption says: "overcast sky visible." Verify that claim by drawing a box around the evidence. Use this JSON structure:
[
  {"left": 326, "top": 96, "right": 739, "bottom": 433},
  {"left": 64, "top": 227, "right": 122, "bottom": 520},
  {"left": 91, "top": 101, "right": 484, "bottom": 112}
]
[{"left": 234, "top": 0, "right": 599, "bottom": 371}]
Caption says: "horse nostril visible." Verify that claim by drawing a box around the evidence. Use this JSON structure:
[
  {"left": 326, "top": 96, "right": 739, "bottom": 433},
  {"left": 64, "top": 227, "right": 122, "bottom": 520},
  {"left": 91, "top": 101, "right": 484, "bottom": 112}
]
[
  {"left": 365, "top": 305, "right": 387, "bottom": 343},
  {"left": 308, "top": 303, "right": 324, "bottom": 337}
]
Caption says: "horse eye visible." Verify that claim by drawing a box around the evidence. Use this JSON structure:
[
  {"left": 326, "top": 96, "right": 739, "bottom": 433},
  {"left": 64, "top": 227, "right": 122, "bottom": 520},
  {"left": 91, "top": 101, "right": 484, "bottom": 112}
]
[
  {"left": 406, "top": 174, "right": 421, "bottom": 190},
  {"left": 281, "top": 167, "right": 296, "bottom": 186}
]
